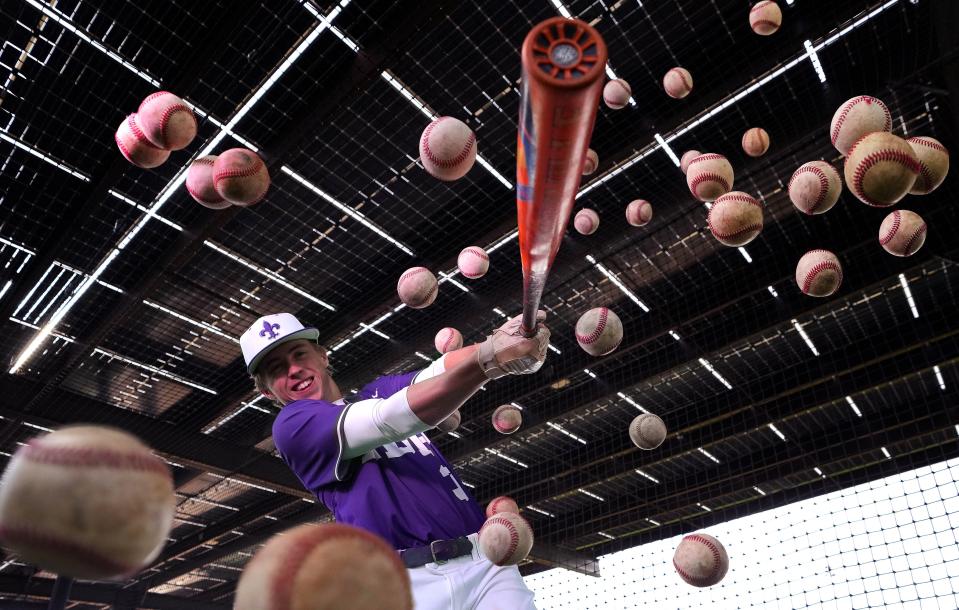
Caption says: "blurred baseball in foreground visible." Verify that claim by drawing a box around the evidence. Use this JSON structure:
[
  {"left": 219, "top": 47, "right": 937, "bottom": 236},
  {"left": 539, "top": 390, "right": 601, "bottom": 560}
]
[
  {"left": 674, "top": 533, "right": 730, "bottom": 587},
  {"left": 213, "top": 148, "right": 270, "bottom": 206},
  {"left": 583, "top": 148, "right": 599, "bottom": 175},
  {"left": 486, "top": 496, "right": 520, "bottom": 518},
  {"left": 576, "top": 307, "right": 623, "bottom": 356},
  {"left": 397, "top": 267, "right": 438, "bottom": 309},
  {"left": 186, "top": 155, "right": 230, "bottom": 209},
  {"left": 115, "top": 114, "right": 170, "bottom": 169},
  {"left": 0, "top": 426, "right": 175, "bottom": 579},
  {"left": 574, "top": 208, "right": 600, "bottom": 235},
  {"left": 137, "top": 91, "right": 197, "bottom": 150},
  {"left": 796, "top": 250, "right": 843, "bottom": 297},
  {"left": 830, "top": 95, "right": 892, "bottom": 155},
  {"left": 626, "top": 199, "right": 653, "bottom": 227},
  {"left": 457, "top": 246, "right": 489, "bottom": 279},
  {"left": 879, "top": 210, "right": 927, "bottom": 257},
  {"left": 603, "top": 79, "right": 632, "bottom": 109},
  {"left": 630, "top": 413, "right": 667, "bottom": 450},
  {"left": 664, "top": 67, "right": 693, "bottom": 99},
  {"left": 844, "top": 132, "right": 919, "bottom": 207},
  {"left": 419, "top": 116, "right": 477, "bottom": 181},
  {"left": 436, "top": 409, "right": 462, "bottom": 433},
  {"left": 687, "top": 153, "right": 734, "bottom": 202},
  {"left": 680, "top": 150, "right": 701, "bottom": 174},
  {"left": 907, "top": 136, "right": 949, "bottom": 195},
  {"left": 749, "top": 1, "right": 782, "bottom": 35},
  {"left": 478, "top": 512, "right": 533, "bottom": 566},
  {"left": 708, "top": 191, "right": 763, "bottom": 247},
  {"left": 741, "top": 127, "right": 770, "bottom": 157},
  {"left": 235, "top": 523, "right": 412, "bottom": 610},
  {"left": 788, "top": 161, "right": 842, "bottom": 215},
  {"left": 434, "top": 327, "right": 463, "bottom": 354},
  {"left": 492, "top": 404, "right": 523, "bottom": 435}
]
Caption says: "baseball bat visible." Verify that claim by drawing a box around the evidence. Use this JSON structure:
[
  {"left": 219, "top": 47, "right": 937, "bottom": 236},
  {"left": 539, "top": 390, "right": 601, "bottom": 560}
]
[{"left": 517, "top": 17, "right": 607, "bottom": 336}]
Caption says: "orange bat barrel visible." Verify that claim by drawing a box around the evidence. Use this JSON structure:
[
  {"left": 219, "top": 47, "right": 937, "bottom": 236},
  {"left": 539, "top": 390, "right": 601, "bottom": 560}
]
[{"left": 517, "top": 17, "right": 607, "bottom": 335}]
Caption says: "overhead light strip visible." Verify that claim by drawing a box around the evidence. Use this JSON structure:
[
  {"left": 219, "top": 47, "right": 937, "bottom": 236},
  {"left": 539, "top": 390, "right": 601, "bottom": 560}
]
[
  {"left": 143, "top": 300, "right": 238, "bottom": 343},
  {"left": 767, "top": 423, "right": 787, "bottom": 441},
  {"left": 586, "top": 255, "right": 650, "bottom": 312},
  {"left": 803, "top": 40, "right": 827, "bottom": 83},
  {"left": 578, "top": 488, "right": 605, "bottom": 501},
  {"left": 899, "top": 273, "right": 919, "bottom": 319},
  {"left": 547, "top": 422, "right": 588, "bottom": 445},
  {"left": 697, "top": 447, "right": 721, "bottom": 464},
  {"left": 792, "top": 319, "right": 819, "bottom": 356},
  {"left": 933, "top": 365, "right": 946, "bottom": 390},
  {"left": 618, "top": 392, "right": 649, "bottom": 414},
  {"left": 93, "top": 347, "right": 217, "bottom": 395},
  {"left": 0, "top": 131, "right": 90, "bottom": 181},
  {"left": 653, "top": 133, "right": 679, "bottom": 166},
  {"left": 635, "top": 469, "right": 660, "bottom": 484},
  {"left": 699, "top": 358, "right": 733, "bottom": 389},
  {"left": 845, "top": 396, "right": 863, "bottom": 417}
]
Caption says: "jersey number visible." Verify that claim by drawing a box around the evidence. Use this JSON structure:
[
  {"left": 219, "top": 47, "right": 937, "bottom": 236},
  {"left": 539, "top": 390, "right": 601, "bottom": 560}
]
[{"left": 439, "top": 465, "right": 469, "bottom": 501}]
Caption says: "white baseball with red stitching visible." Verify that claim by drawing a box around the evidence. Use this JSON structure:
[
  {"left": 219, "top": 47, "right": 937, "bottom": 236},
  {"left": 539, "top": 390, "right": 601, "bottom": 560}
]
[
  {"left": 829, "top": 95, "right": 892, "bottom": 155},
  {"left": 485, "top": 496, "right": 520, "bottom": 518},
  {"left": 575, "top": 307, "right": 623, "bottom": 356},
  {"left": 673, "top": 533, "right": 730, "bottom": 587},
  {"left": 397, "top": 267, "right": 438, "bottom": 309},
  {"left": 663, "top": 67, "right": 693, "bottom": 99},
  {"left": 492, "top": 404, "right": 523, "bottom": 434},
  {"left": 0, "top": 426, "right": 175, "bottom": 580},
  {"left": 749, "top": 1, "right": 782, "bottom": 35},
  {"left": 115, "top": 114, "right": 170, "bottom": 169},
  {"left": 630, "top": 413, "right": 667, "bottom": 450},
  {"left": 795, "top": 249, "right": 843, "bottom": 297},
  {"left": 418, "top": 116, "right": 477, "bottom": 181},
  {"left": 603, "top": 78, "right": 632, "bottom": 109},
  {"left": 879, "top": 209, "right": 927, "bottom": 257},
  {"left": 574, "top": 208, "right": 600, "bottom": 235},
  {"left": 843, "top": 132, "right": 919, "bottom": 207},
  {"left": 434, "top": 327, "right": 464, "bottom": 354},
  {"left": 186, "top": 155, "right": 230, "bottom": 209},
  {"left": 680, "top": 150, "right": 701, "bottom": 175},
  {"left": 583, "top": 148, "right": 599, "bottom": 175},
  {"left": 687, "top": 153, "right": 734, "bottom": 202},
  {"left": 436, "top": 409, "right": 462, "bottom": 433},
  {"left": 213, "top": 148, "right": 271, "bottom": 207},
  {"left": 708, "top": 191, "right": 763, "bottom": 247},
  {"left": 907, "top": 136, "right": 950, "bottom": 195},
  {"left": 137, "top": 91, "right": 197, "bottom": 150},
  {"left": 626, "top": 199, "right": 653, "bottom": 227},
  {"left": 741, "top": 127, "right": 770, "bottom": 157},
  {"left": 788, "top": 161, "right": 842, "bottom": 215},
  {"left": 457, "top": 246, "right": 489, "bottom": 279},
  {"left": 478, "top": 512, "right": 534, "bottom": 566}
]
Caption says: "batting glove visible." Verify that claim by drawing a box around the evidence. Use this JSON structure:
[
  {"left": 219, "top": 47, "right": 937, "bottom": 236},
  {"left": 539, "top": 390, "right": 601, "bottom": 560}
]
[{"left": 476, "top": 311, "right": 551, "bottom": 379}]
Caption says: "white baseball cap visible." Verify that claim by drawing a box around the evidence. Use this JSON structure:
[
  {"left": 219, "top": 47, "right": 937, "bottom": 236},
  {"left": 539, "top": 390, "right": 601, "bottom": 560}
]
[{"left": 240, "top": 313, "right": 319, "bottom": 374}]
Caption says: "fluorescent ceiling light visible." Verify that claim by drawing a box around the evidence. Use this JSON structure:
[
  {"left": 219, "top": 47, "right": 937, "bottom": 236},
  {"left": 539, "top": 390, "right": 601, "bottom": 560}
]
[
  {"left": 899, "top": 273, "right": 919, "bottom": 318},
  {"left": 792, "top": 319, "right": 819, "bottom": 356},
  {"left": 699, "top": 358, "right": 733, "bottom": 389}
]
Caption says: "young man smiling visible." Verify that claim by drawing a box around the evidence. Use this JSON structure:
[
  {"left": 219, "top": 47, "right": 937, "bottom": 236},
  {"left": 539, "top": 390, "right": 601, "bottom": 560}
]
[{"left": 240, "top": 311, "right": 550, "bottom": 610}]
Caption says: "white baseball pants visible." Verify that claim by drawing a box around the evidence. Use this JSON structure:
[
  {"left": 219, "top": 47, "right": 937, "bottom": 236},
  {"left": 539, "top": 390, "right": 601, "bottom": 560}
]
[{"left": 409, "top": 533, "right": 538, "bottom": 610}]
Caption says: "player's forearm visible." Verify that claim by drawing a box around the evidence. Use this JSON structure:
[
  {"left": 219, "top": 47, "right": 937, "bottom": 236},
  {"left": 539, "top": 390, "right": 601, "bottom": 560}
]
[{"left": 407, "top": 350, "right": 487, "bottom": 425}]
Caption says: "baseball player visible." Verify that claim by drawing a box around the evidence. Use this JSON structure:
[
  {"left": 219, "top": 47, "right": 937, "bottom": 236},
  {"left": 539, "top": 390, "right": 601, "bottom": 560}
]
[{"left": 240, "top": 311, "right": 550, "bottom": 610}]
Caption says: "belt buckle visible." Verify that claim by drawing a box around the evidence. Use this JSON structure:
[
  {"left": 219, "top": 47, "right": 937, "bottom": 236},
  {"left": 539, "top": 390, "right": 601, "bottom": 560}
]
[{"left": 430, "top": 539, "right": 452, "bottom": 565}]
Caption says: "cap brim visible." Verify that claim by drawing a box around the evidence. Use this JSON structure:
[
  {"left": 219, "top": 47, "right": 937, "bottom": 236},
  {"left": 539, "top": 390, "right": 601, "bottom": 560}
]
[{"left": 247, "top": 328, "right": 320, "bottom": 374}]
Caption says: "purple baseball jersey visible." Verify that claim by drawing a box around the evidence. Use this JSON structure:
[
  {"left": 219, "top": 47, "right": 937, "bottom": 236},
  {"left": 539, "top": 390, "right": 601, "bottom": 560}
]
[{"left": 272, "top": 370, "right": 486, "bottom": 549}]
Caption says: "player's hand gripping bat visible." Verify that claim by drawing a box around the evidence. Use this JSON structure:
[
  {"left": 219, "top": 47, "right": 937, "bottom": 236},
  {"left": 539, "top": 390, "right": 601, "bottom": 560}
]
[{"left": 516, "top": 17, "right": 607, "bottom": 336}]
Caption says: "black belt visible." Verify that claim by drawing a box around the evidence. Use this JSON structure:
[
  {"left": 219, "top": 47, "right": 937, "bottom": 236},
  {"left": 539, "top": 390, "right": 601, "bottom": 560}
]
[{"left": 399, "top": 536, "right": 474, "bottom": 568}]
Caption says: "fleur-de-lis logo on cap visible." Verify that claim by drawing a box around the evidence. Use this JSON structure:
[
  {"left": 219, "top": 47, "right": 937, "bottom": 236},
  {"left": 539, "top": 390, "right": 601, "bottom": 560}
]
[{"left": 259, "top": 320, "right": 281, "bottom": 340}]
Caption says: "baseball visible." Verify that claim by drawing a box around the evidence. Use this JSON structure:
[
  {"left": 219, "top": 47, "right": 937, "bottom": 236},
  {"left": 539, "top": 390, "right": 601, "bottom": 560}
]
[
  {"left": 492, "top": 404, "right": 523, "bottom": 435},
  {"left": 419, "top": 116, "right": 477, "bottom": 181},
  {"left": 626, "top": 199, "right": 653, "bottom": 227},
  {"left": 680, "top": 149, "right": 701, "bottom": 174},
  {"left": 907, "top": 136, "right": 950, "bottom": 195},
  {"left": 741, "top": 127, "right": 770, "bottom": 157},
  {"left": 457, "top": 246, "right": 489, "bottom": 279},
  {"left": 436, "top": 409, "right": 462, "bottom": 433},
  {"left": 186, "top": 155, "right": 230, "bottom": 209},
  {"left": 137, "top": 91, "right": 197, "bottom": 150},
  {"left": 749, "top": 1, "right": 782, "bottom": 35},
  {"left": 115, "top": 114, "right": 170, "bottom": 169},
  {"left": 0, "top": 426, "right": 175, "bottom": 579},
  {"left": 708, "top": 191, "right": 764, "bottom": 247},
  {"left": 603, "top": 79, "right": 631, "bottom": 109},
  {"left": 663, "top": 67, "right": 693, "bottom": 99},
  {"left": 397, "top": 267, "right": 438, "bottom": 309},
  {"left": 796, "top": 250, "right": 843, "bottom": 297},
  {"left": 844, "top": 132, "right": 919, "bottom": 207},
  {"left": 687, "top": 153, "right": 735, "bottom": 202},
  {"left": 235, "top": 523, "right": 412, "bottom": 610},
  {"left": 434, "top": 327, "right": 463, "bottom": 354},
  {"left": 673, "top": 533, "right": 730, "bottom": 587},
  {"left": 583, "top": 148, "right": 599, "bottom": 175},
  {"left": 830, "top": 95, "right": 892, "bottom": 155},
  {"left": 575, "top": 307, "right": 624, "bottom": 356},
  {"left": 629, "top": 413, "right": 667, "bottom": 450},
  {"left": 213, "top": 148, "right": 271, "bottom": 206},
  {"left": 574, "top": 208, "right": 600, "bottom": 235},
  {"left": 879, "top": 209, "right": 927, "bottom": 257},
  {"left": 486, "top": 496, "right": 520, "bottom": 518},
  {"left": 478, "top": 512, "right": 534, "bottom": 566},
  {"left": 788, "top": 161, "right": 842, "bottom": 215}
]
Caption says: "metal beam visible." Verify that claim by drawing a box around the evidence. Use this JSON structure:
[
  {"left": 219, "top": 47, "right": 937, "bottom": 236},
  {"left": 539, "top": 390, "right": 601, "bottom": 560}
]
[
  {"left": 0, "top": 575, "right": 228, "bottom": 609},
  {"left": 527, "top": 542, "right": 600, "bottom": 577}
]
